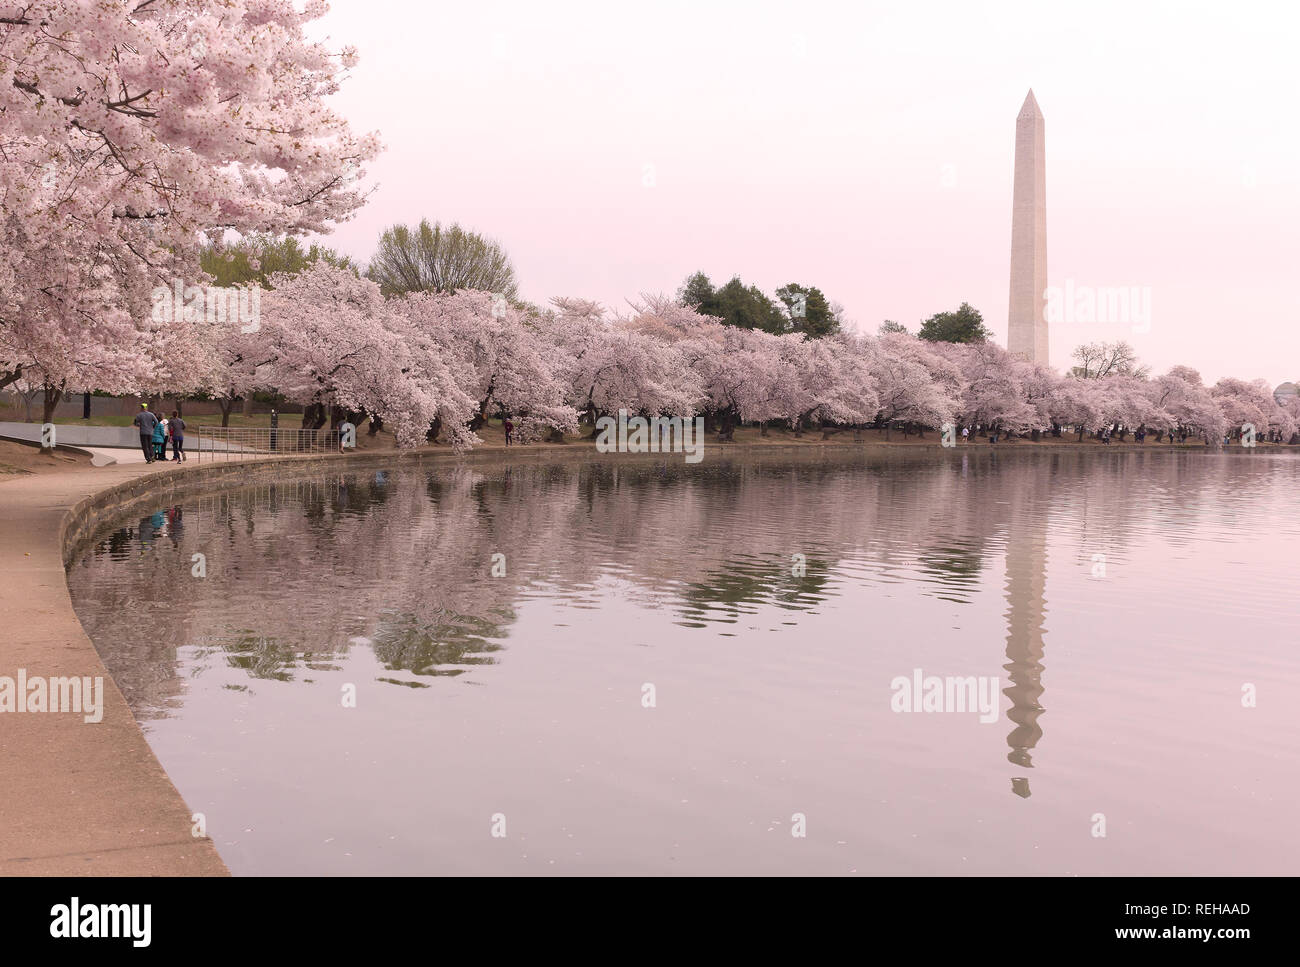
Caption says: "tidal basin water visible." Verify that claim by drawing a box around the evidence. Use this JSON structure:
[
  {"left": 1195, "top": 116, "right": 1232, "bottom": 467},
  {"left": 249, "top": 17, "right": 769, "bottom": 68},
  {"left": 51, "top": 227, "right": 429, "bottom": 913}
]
[{"left": 67, "top": 449, "right": 1300, "bottom": 875}]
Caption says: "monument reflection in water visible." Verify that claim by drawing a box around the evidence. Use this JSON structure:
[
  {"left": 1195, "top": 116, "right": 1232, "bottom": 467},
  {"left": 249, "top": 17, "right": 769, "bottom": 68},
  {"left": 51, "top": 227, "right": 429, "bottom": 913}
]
[{"left": 67, "top": 449, "right": 1300, "bottom": 875}]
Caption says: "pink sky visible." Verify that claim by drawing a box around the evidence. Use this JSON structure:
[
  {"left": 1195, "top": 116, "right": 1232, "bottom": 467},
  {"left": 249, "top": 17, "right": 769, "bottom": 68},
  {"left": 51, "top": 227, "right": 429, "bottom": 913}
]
[{"left": 310, "top": 0, "right": 1300, "bottom": 385}]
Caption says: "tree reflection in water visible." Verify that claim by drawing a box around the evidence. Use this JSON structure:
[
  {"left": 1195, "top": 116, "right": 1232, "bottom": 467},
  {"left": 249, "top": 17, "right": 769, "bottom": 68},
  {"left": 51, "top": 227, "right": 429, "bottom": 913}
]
[{"left": 69, "top": 448, "right": 1285, "bottom": 751}]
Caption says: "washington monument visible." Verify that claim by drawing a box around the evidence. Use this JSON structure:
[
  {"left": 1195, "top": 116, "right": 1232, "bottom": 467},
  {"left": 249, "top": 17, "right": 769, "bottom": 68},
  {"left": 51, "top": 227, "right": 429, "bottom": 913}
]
[{"left": 1008, "top": 89, "right": 1048, "bottom": 365}]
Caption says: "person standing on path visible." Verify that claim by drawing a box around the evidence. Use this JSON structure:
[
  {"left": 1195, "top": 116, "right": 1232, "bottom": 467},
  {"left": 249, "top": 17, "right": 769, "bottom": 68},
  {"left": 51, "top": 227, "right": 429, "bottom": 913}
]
[
  {"left": 133, "top": 403, "right": 159, "bottom": 463},
  {"left": 152, "top": 413, "right": 167, "bottom": 461},
  {"left": 170, "top": 411, "right": 186, "bottom": 461}
]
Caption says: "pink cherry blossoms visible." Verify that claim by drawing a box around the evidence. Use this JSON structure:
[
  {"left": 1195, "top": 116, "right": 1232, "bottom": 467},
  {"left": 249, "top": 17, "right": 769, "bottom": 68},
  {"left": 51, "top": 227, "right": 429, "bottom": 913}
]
[
  {"left": 0, "top": 0, "right": 380, "bottom": 420},
  {"left": 218, "top": 263, "right": 1293, "bottom": 452}
]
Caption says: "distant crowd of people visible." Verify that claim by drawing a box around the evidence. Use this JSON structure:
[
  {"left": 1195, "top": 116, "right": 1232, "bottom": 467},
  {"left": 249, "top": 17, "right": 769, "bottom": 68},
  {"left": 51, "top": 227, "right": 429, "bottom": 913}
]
[
  {"left": 958, "top": 424, "right": 1200, "bottom": 446},
  {"left": 131, "top": 404, "right": 186, "bottom": 464}
]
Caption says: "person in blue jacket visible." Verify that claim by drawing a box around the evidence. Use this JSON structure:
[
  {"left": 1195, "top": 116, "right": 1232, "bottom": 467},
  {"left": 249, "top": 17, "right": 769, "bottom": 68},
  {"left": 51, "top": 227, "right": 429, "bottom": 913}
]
[{"left": 151, "top": 412, "right": 166, "bottom": 461}]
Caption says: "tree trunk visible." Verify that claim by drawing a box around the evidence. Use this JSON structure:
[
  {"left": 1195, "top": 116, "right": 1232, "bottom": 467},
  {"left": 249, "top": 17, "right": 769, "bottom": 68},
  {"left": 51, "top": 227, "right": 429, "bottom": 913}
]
[
  {"left": 469, "top": 393, "right": 492, "bottom": 431},
  {"left": 42, "top": 388, "right": 59, "bottom": 423},
  {"left": 40, "top": 383, "right": 64, "bottom": 453},
  {"left": 218, "top": 396, "right": 235, "bottom": 428},
  {"left": 301, "top": 402, "right": 328, "bottom": 431},
  {"left": 720, "top": 410, "right": 736, "bottom": 441},
  {"left": 242, "top": 395, "right": 254, "bottom": 418}
]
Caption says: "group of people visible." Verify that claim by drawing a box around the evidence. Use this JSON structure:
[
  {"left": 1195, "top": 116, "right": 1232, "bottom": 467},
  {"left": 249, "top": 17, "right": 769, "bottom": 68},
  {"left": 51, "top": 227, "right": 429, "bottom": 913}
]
[
  {"left": 132, "top": 404, "right": 186, "bottom": 464},
  {"left": 964, "top": 423, "right": 1191, "bottom": 445}
]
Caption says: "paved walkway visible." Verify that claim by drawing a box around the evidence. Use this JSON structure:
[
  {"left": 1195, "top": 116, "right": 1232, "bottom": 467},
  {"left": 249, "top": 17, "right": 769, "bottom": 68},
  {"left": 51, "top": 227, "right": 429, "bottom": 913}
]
[
  {"left": 0, "top": 421, "right": 139, "bottom": 448},
  {"left": 0, "top": 459, "right": 227, "bottom": 875},
  {"left": 81, "top": 448, "right": 197, "bottom": 466},
  {"left": 1, "top": 422, "right": 254, "bottom": 457}
]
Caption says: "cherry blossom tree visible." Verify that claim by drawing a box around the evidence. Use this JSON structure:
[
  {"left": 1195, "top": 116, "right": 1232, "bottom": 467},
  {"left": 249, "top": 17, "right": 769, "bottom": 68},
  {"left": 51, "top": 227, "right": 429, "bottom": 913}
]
[
  {"left": 195, "top": 322, "right": 265, "bottom": 427},
  {"left": 684, "top": 326, "right": 791, "bottom": 438},
  {"left": 935, "top": 340, "right": 1040, "bottom": 436},
  {"left": 1213, "top": 377, "right": 1294, "bottom": 444},
  {"left": 868, "top": 332, "right": 957, "bottom": 436},
  {"left": 0, "top": 0, "right": 380, "bottom": 403},
  {"left": 383, "top": 307, "right": 481, "bottom": 450},
  {"left": 397, "top": 289, "right": 577, "bottom": 442},
  {"left": 614, "top": 295, "right": 778, "bottom": 437},
  {"left": 547, "top": 297, "right": 703, "bottom": 430},
  {"left": 1093, "top": 373, "right": 1154, "bottom": 440},
  {"left": 0, "top": 245, "right": 148, "bottom": 446},
  {"left": 1278, "top": 394, "right": 1300, "bottom": 444},
  {"left": 1142, "top": 367, "right": 1226, "bottom": 443},
  {"left": 770, "top": 334, "right": 879, "bottom": 436},
  {"left": 1047, "top": 377, "right": 1105, "bottom": 441},
  {"left": 257, "top": 264, "right": 405, "bottom": 438}
]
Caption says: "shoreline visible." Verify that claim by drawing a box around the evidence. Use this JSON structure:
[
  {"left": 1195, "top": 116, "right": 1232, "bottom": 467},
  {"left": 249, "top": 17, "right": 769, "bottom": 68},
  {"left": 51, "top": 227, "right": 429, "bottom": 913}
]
[{"left": 0, "top": 436, "right": 1289, "bottom": 876}]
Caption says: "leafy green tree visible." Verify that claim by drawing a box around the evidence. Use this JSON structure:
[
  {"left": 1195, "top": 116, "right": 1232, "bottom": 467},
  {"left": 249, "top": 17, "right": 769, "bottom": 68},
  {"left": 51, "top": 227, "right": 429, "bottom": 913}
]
[
  {"left": 879, "top": 320, "right": 909, "bottom": 335},
  {"left": 367, "top": 219, "right": 518, "bottom": 298},
  {"left": 917, "top": 302, "right": 992, "bottom": 343},
  {"left": 679, "top": 272, "right": 822, "bottom": 335},
  {"left": 677, "top": 271, "right": 720, "bottom": 317},
  {"left": 200, "top": 235, "right": 357, "bottom": 288},
  {"left": 775, "top": 282, "right": 839, "bottom": 338},
  {"left": 714, "top": 277, "right": 786, "bottom": 333}
]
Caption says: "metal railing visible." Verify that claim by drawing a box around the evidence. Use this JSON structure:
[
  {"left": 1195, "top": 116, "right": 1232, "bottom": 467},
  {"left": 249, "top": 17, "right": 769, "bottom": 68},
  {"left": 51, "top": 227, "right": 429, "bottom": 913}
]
[{"left": 195, "top": 425, "right": 343, "bottom": 462}]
